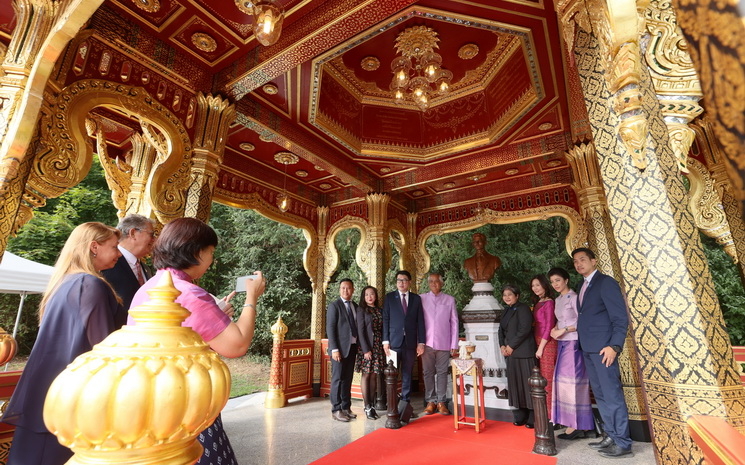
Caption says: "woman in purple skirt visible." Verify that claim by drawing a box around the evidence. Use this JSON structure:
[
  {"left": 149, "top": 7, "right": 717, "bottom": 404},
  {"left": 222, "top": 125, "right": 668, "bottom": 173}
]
[{"left": 548, "top": 267, "right": 594, "bottom": 439}]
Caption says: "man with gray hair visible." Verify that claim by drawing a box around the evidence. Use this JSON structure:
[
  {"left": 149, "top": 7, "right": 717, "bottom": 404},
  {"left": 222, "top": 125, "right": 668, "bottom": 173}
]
[
  {"left": 102, "top": 214, "right": 156, "bottom": 329},
  {"left": 420, "top": 273, "right": 459, "bottom": 415}
]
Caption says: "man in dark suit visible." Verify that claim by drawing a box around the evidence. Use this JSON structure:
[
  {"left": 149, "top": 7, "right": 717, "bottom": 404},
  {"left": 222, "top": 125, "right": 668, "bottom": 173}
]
[
  {"left": 573, "top": 247, "right": 633, "bottom": 458},
  {"left": 326, "top": 278, "right": 360, "bottom": 422},
  {"left": 382, "top": 270, "right": 426, "bottom": 404},
  {"left": 102, "top": 214, "right": 155, "bottom": 329}
]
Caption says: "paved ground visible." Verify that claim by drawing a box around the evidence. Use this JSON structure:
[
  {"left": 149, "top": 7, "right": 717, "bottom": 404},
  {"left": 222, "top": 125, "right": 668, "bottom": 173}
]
[{"left": 221, "top": 393, "right": 657, "bottom": 465}]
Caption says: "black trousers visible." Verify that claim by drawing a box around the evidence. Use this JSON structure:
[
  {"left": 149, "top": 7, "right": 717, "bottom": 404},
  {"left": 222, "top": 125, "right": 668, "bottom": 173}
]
[{"left": 330, "top": 344, "right": 357, "bottom": 412}]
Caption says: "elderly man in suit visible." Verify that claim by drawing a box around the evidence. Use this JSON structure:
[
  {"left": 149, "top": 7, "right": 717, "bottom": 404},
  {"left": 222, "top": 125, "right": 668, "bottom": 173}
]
[
  {"left": 573, "top": 247, "right": 633, "bottom": 458},
  {"left": 383, "top": 270, "right": 426, "bottom": 404},
  {"left": 327, "top": 278, "right": 362, "bottom": 422},
  {"left": 102, "top": 214, "right": 155, "bottom": 329}
]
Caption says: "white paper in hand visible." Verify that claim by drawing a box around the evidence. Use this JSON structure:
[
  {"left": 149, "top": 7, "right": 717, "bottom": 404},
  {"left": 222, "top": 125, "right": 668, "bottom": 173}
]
[{"left": 386, "top": 348, "right": 397, "bottom": 368}]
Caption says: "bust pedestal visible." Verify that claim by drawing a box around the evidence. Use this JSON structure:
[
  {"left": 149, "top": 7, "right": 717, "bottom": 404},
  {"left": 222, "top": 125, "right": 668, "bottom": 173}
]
[{"left": 461, "top": 283, "right": 511, "bottom": 417}]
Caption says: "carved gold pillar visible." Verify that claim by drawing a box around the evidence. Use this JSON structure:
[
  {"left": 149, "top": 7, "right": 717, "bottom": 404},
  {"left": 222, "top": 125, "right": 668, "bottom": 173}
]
[
  {"left": 358, "top": 193, "right": 390, "bottom": 294},
  {"left": 687, "top": 158, "right": 737, "bottom": 260},
  {"left": 306, "top": 206, "right": 329, "bottom": 394},
  {"left": 693, "top": 119, "right": 745, "bottom": 280},
  {"left": 0, "top": 0, "right": 103, "bottom": 196},
  {"left": 266, "top": 316, "right": 288, "bottom": 409},
  {"left": 565, "top": 141, "right": 648, "bottom": 437},
  {"left": 185, "top": 93, "right": 236, "bottom": 221},
  {"left": 570, "top": 18, "right": 745, "bottom": 465},
  {"left": 644, "top": 0, "right": 703, "bottom": 174},
  {"left": 394, "top": 212, "right": 419, "bottom": 292}
]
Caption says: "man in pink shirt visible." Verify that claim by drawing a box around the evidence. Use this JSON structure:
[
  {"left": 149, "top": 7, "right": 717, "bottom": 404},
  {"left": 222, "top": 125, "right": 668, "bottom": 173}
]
[{"left": 420, "top": 273, "right": 459, "bottom": 415}]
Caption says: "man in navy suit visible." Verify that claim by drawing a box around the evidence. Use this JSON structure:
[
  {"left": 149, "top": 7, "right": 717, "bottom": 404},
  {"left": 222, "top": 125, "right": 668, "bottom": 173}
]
[
  {"left": 326, "top": 279, "right": 360, "bottom": 422},
  {"left": 102, "top": 214, "right": 155, "bottom": 329},
  {"left": 573, "top": 248, "right": 633, "bottom": 458},
  {"left": 382, "top": 270, "right": 426, "bottom": 404}
]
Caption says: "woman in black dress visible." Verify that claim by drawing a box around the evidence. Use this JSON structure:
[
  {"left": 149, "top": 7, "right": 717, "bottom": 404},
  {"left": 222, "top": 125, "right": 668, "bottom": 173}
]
[
  {"left": 1, "top": 222, "right": 122, "bottom": 465},
  {"left": 498, "top": 284, "right": 537, "bottom": 428},
  {"left": 355, "top": 285, "right": 385, "bottom": 419}
]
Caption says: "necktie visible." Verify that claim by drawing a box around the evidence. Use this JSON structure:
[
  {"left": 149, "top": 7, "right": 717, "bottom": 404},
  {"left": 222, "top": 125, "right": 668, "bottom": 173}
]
[
  {"left": 401, "top": 293, "right": 408, "bottom": 315},
  {"left": 135, "top": 262, "right": 145, "bottom": 286},
  {"left": 345, "top": 301, "right": 358, "bottom": 339},
  {"left": 579, "top": 280, "right": 588, "bottom": 306}
]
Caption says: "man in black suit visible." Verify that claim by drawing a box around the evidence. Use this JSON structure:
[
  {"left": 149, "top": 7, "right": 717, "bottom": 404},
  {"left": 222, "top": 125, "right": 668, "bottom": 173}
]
[
  {"left": 326, "top": 278, "right": 360, "bottom": 422},
  {"left": 382, "top": 270, "right": 426, "bottom": 404},
  {"left": 102, "top": 214, "right": 155, "bottom": 329},
  {"left": 573, "top": 247, "right": 633, "bottom": 458}
]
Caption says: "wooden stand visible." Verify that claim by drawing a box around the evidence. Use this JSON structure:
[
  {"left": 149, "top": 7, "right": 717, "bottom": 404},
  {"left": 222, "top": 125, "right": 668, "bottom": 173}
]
[{"left": 451, "top": 357, "right": 486, "bottom": 432}]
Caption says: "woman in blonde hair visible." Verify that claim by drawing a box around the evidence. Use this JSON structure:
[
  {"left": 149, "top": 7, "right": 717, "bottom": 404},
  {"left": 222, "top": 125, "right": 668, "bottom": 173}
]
[{"left": 1, "top": 222, "right": 122, "bottom": 465}]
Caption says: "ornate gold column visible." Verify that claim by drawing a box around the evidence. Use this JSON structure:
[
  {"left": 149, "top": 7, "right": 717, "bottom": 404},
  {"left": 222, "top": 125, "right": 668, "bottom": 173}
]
[
  {"left": 565, "top": 141, "right": 648, "bottom": 437},
  {"left": 125, "top": 133, "right": 158, "bottom": 219},
  {"left": 395, "top": 212, "right": 420, "bottom": 292},
  {"left": 358, "top": 193, "right": 390, "bottom": 294},
  {"left": 185, "top": 93, "right": 236, "bottom": 221},
  {"left": 568, "top": 7, "right": 745, "bottom": 463},
  {"left": 305, "top": 206, "right": 329, "bottom": 394}
]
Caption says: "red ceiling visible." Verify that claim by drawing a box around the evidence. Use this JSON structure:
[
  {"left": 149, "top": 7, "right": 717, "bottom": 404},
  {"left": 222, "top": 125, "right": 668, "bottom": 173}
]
[{"left": 3, "top": 0, "right": 579, "bottom": 222}]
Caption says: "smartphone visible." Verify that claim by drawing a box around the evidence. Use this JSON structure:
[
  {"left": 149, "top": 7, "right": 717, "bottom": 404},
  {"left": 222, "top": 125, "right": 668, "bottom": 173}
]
[{"left": 235, "top": 274, "right": 260, "bottom": 292}]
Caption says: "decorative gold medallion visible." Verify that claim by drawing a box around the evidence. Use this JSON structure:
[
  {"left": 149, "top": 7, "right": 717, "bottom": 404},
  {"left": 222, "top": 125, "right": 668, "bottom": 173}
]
[
  {"left": 546, "top": 159, "right": 562, "bottom": 167},
  {"left": 263, "top": 84, "right": 279, "bottom": 95},
  {"left": 458, "top": 43, "right": 479, "bottom": 60},
  {"left": 380, "top": 167, "right": 391, "bottom": 174},
  {"left": 504, "top": 169, "right": 519, "bottom": 176},
  {"left": 295, "top": 170, "right": 308, "bottom": 177},
  {"left": 412, "top": 190, "right": 424, "bottom": 197},
  {"left": 192, "top": 33, "right": 218, "bottom": 53},
  {"left": 467, "top": 173, "right": 486, "bottom": 181},
  {"left": 319, "top": 182, "right": 332, "bottom": 190},
  {"left": 395, "top": 25, "right": 440, "bottom": 58},
  {"left": 239, "top": 142, "right": 255, "bottom": 151},
  {"left": 132, "top": 0, "right": 160, "bottom": 13},
  {"left": 314, "top": 165, "right": 325, "bottom": 171},
  {"left": 360, "top": 56, "right": 380, "bottom": 71},
  {"left": 274, "top": 152, "right": 299, "bottom": 165},
  {"left": 444, "top": 182, "right": 455, "bottom": 188},
  {"left": 538, "top": 122, "right": 553, "bottom": 131}
]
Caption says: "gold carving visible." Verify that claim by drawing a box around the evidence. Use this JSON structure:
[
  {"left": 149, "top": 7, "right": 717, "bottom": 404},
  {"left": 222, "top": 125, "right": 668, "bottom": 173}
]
[
  {"left": 266, "top": 317, "right": 288, "bottom": 408},
  {"left": 239, "top": 142, "right": 255, "bottom": 151},
  {"left": 132, "top": 0, "right": 160, "bottom": 13},
  {"left": 86, "top": 117, "right": 133, "bottom": 218},
  {"left": 43, "top": 272, "right": 230, "bottom": 464},
  {"left": 191, "top": 33, "right": 217, "bottom": 53},
  {"left": 274, "top": 152, "right": 299, "bottom": 164},
  {"left": 394, "top": 25, "right": 440, "bottom": 59},
  {"left": 458, "top": 43, "right": 479, "bottom": 60},
  {"left": 262, "top": 83, "right": 278, "bottom": 95},
  {"left": 360, "top": 56, "right": 380, "bottom": 71}
]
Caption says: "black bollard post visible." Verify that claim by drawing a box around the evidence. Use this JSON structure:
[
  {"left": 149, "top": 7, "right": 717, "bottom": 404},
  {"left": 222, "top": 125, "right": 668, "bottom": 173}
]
[
  {"left": 529, "top": 365, "right": 557, "bottom": 455},
  {"left": 384, "top": 360, "right": 402, "bottom": 429}
]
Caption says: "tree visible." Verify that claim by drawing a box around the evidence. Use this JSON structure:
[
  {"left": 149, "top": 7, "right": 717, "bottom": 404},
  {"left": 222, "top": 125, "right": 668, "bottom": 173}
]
[{"left": 701, "top": 234, "right": 745, "bottom": 345}]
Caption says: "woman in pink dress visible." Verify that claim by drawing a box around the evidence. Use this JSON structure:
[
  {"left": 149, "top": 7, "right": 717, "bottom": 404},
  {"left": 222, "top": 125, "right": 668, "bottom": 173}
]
[
  {"left": 548, "top": 267, "right": 594, "bottom": 439},
  {"left": 530, "top": 274, "right": 557, "bottom": 420}
]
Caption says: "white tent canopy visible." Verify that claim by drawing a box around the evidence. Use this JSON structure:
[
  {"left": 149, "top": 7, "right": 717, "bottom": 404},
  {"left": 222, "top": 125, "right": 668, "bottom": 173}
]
[
  {"left": 0, "top": 251, "right": 54, "bottom": 345},
  {"left": 0, "top": 251, "right": 53, "bottom": 294}
]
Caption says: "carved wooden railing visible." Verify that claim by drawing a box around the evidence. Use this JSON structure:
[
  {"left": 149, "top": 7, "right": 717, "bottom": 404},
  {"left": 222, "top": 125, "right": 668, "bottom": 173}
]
[
  {"left": 688, "top": 415, "right": 745, "bottom": 465},
  {"left": 279, "top": 339, "right": 315, "bottom": 401}
]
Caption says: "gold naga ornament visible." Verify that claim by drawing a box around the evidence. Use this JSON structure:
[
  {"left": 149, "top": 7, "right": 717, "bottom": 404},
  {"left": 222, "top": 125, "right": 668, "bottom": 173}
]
[
  {"left": 43, "top": 272, "right": 231, "bottom": 464},
  {"left": 0, "top": 326, "right": 17, "bottom": 365}
]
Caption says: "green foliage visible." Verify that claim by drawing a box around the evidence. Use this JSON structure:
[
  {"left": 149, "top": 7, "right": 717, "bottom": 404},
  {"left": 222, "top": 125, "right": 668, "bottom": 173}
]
[
  {"left": 700, "top": 234, "right": 745, "bottom": 345},
  {"left": 2, "top": 156, "right": 117, "bottom": 354},
  {"left": 202, "top": 204, "right": 311, "bottom": 356}
]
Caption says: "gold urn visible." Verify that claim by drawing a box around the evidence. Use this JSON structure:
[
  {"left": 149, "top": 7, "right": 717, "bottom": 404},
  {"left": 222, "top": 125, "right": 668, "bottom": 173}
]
[
  {"left": 0, "top": 326, "right": 17, "bottom": 366},
  {"left": 43, "top": 272, "right": 231, "bottom": 465}
]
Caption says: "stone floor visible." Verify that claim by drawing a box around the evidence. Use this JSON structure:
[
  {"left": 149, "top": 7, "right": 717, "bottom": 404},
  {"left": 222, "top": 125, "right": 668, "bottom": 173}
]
[{"left": 221, "top": 392, "right": 657, "bottom": 465}]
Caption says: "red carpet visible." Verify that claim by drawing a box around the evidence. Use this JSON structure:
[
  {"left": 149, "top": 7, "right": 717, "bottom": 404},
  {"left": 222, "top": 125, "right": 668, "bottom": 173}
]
[{"left": 311, "top": 414, "right": 558, "bottom": 465}]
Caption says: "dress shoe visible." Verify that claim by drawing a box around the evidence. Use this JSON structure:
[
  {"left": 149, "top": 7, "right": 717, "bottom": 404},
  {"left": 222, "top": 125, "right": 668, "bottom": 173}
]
[
  {"left": 364, "top": 407, "right": 379, "bottom": 420},
  {"left": 557, "top": 429, "right": 586, "bottom": 440},
  {"left": 525, "top": 423, "right": 534, "bottom": 429},
  {"left": 589, "top": 436, "right": 614, "bottom": 450},
  {"left": 437, "top": 402, "right": 450, "bottom": 415},
  {"left": 342, "top": 409, "right": 357, "bottom": 419},
  {"left": 332, "top": 411, "right": 350, "bottom": 422},
  {"left": 599, "top": 444, "right": 633, "bottom": 458},
  {"left": 424, "top": 402, "right": 437, "bottom": 415},
  {"left": 513, "top": 419, "right": 527, "bottom": 427}
]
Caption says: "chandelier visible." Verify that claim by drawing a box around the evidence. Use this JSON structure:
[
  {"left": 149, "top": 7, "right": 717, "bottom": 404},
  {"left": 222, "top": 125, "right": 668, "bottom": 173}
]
[
  {"left": 274, "top": 152, "right": 298, "bottom": 212},
  {"left": 390, "top": 26, "right": 453, "bottom": 111},
  {"left": 235, "top": 0, "right": 285, "bottom": 46}
]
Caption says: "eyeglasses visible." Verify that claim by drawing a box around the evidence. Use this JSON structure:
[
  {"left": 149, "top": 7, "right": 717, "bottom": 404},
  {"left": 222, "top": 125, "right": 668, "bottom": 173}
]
[{"left": 136, "top": 228, "right": 157, "bottom": 238}]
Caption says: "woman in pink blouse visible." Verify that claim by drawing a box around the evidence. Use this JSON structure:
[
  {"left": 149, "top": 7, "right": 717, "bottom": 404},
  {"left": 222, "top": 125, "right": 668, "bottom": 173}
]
[
  {"left": 548, "top": 267, "right": 594, "bottom": 439},
  {"left": 130, "top": 218, "right": 266, "bottom": 465},
  {"left": 530, "top": 274, "right": 557, "bottom": 420}
]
